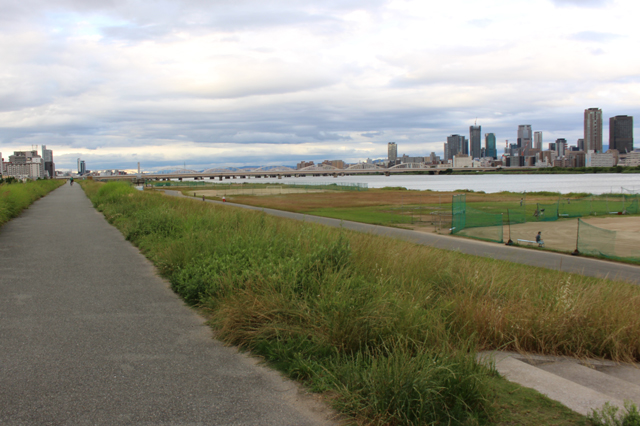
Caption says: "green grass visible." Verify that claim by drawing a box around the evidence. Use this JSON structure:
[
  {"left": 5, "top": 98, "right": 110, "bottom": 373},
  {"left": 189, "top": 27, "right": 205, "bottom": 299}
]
[
  {"left": 80, "top": 181, "right": 640, "bottom": 425},
  {"left": 307, "top": 207, "right": 415, "bottom": 225},
  {"left": 0, "top": 179, "right": 65, "bottom": 227}
]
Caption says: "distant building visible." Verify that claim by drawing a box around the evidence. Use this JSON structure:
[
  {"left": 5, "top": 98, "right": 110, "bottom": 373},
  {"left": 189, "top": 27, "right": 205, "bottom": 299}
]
[
  {"left": 400, "top": 155, "right": 425, "bottom": 164},
  {"left": 619, "top": 151, "right": 640, "bottom": 167},
  {"left": 470, "top": 125, "right": 481, "bottom": 159},
  {"left": 41, "top": 145, "right": 55, "bottom": 178},
  {"left": 77, "top": 158, "right": 86, "bottom": 175},
  {"left": 388, "top": 142, "right": 397, "bottom": 162},
  {"left": 609, "top": 115, "right": 633, "bottom": 153},
  {"left": 584, "top": 107, "right": 603, "bottom": 152},
  {"left": 453, "top": 154, "right": 472, "bottom": 168},
  {"left": 517, "top": 125, "right": 532, "bottom": 151},
  {"left": 447, "top": 134, "right": 468, "bottom": 159},
  {"left": 577, "top": 138, "right": 585, "bottom": 151},
  {"left": 296, "top": 160, "right": 314, "bottom": 169},
  {"left": 484, "top": 133, "right": 497, "bottom": 159},
  {"left": 534, "top": 131, "right": 543, "bottom": 150},
  {"left": 586, "top": 151, "right": 615, "bottom": 167},
  {"left": 4, "top": 150, "right": 45, "bottom": 179},
  {"left": 555, "top": 138, "right": 567, "bottom": 157}
]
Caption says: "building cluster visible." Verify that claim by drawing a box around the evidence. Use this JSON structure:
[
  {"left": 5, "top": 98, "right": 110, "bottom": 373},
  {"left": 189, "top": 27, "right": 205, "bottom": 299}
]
[
  {"left": 439, "top": 108, "right": 636, "bottom": 169},
  {"left": 0, "top": 146, "right": 56, "bottom": 180}
]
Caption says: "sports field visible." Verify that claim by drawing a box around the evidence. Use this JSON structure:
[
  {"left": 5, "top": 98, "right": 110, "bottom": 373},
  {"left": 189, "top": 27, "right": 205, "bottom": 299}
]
[{"left": 459, "top": 216, "right": 640, "bottom": 255}]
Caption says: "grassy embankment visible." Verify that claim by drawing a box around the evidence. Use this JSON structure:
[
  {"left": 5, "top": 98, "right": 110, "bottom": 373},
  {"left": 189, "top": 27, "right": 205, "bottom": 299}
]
[
  {"left": 0, "top": 179, "right": 65, "bottom": 227},
  {"left": 83, "top": 181, "right": 640, "bottom": 425}
]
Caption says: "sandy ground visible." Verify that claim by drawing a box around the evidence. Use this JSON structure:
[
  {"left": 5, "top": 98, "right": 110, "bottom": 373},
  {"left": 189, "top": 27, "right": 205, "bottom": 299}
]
[
  {"left": 194, "top": 188, "right": 326, "bottom": 197},
  {"left": 458, "top": 215, "right": 640, "bottom": 257}
]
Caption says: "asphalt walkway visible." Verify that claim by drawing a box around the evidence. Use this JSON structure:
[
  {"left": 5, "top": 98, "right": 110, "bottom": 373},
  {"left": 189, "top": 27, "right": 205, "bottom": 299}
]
[
  {"left": 165, "top": 191, "right": 640, "bottom": 284},
  {"left": 0, "top": 184, "right": 336, "bottom": 426}
]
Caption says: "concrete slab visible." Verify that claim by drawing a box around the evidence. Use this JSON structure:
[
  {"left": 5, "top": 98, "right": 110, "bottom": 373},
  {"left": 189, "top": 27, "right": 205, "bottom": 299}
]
[
  {"left": 478, "top": 352, "right": 625, "bottom": 415},
  {"left": 596, "top": 365, "right": 640, "bottom": 388},
  {"left": 537, "top": 360, "right": 640, "bottom": 406}
]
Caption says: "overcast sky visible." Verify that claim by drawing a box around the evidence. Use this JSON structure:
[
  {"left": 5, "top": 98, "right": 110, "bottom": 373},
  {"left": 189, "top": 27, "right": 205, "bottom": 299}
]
[{"left": 1, "top": 0, "right": 639, "bottom": 171}]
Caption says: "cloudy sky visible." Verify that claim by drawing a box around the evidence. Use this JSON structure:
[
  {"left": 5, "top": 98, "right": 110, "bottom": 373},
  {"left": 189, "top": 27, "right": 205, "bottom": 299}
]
[{"left": 0, "top": 0, "right": 638, "bottom": 171}]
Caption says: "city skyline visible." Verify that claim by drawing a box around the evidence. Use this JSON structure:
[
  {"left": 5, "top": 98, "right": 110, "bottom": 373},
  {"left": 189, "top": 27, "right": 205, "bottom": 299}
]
[{"left": 1, "top": 0, "right": 639, "bottom": 171}]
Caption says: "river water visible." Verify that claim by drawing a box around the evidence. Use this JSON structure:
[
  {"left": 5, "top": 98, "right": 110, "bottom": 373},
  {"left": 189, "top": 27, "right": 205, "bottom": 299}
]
[{"left": 189, "top": 173, "right": 640, "bottom": 195}]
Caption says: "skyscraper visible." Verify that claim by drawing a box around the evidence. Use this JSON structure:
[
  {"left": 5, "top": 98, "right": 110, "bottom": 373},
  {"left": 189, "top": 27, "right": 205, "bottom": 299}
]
[
  {"left": 388, "top": 142, "right": 397, "bottom": 162},
  {"left": 534, "top": 131, "right": 543, "bottom": 150},
  {"left": 447, "top": 135, "right": 468, "bottom": 158},
  {"left": 470, "top": 125, "right": 481, "bottom": 159},
  {"left": 484, "top": 133, "right": 497, "bottom": 159},
  {"left": 41, "top": 145, "right": 55, "bottom": 178},
  {"left": 517, "top": 125, "right": 532, "bottom": 151},
  {"left": 584, "top": 108, "right": 603, "bottom": 152},
  {"left": 609, "top": 115, "right": 634, "bottom": 153}
]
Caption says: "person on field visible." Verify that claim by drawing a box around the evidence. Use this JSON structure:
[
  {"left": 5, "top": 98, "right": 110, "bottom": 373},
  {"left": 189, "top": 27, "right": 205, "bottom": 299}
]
[
  {"left": 520, "top": 198, "right": 523, "bottom": 207},
  {"left": 222, "top": 196, "right": 226, "bottom": 202},
  {"left": 536, "top": 231, "right": 544, "bottom": 247}
]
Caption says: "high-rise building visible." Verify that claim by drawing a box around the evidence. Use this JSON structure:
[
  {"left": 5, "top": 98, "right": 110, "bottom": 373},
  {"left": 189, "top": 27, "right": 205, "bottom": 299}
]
[
  {"left": 555, "top": 138, "right": 567, "bottom": 157},
  {"left": 77, "top": 158, "right": 86, "bottom": 175},
  {"left": 41, "top": 145, "right": 55, "bottom": 178},
  {"left": 388, "top": 142, "right": 397, "bottom": 162},
  {"left": 517, "top": 125, "right": 532, "bottom": 151},
  {"left": 470, "top": 125, "right": 481, "bottom": 159},
  {"left": 484, "top": 133, "right": 497, "bottom": 159},
  {"left": 577, "top": 139, "right": 585, "bottom": 151},
  {"left": 584, "top": 108, "right": 603, "bottom": 152},
  {"left": 447, "top": 135, "right": 468, "bottom": 159},
  {"left": 443, "top": 142, "right": 449, "bottom": 162},
  {"left": 609, "top": 115, "right": 634, "bottom": 153},
  {"left": 534, "top": 131, "right": 543, "bottom": 150}
]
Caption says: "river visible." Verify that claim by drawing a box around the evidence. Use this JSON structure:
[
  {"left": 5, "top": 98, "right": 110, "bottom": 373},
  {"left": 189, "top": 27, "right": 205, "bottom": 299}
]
[{"left": 182, "top": 173, "right": 640, "bottom": 195}]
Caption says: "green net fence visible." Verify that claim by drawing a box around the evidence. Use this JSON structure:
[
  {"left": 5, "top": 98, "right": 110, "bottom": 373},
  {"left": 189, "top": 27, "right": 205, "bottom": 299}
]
[
  {"left": 507, "top": 208, "right": 526, "bottom": 225},
  {"left": 558, "top": 198, "right": 591, "bottom": 218},
  {"left": 451, "top": 194, "right": 503, "bottom": 243},
  {"left": 535, "top": 203, "right": 559, "bottom": 222},
  {"left": 577, "top": 219, "right": 640, "bottom": 263}
]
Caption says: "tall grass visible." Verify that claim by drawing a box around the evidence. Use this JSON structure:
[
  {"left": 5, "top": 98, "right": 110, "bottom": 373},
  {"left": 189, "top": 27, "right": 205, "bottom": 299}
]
[
  {"left": 82, "top": 181, "right": 640, "bottom": 425},
  {"left": 0, "top": 179, "right": 65, "bottom": 227}
]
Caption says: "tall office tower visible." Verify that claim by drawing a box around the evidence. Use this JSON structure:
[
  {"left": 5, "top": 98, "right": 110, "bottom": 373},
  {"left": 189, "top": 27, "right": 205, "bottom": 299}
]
[
  {"left": 517, "top": 125, "right": 532, "bottom": 150},
  {"left": 534, "top": 131, "right": 543, "bottom": 150},
  {"left": 388, "top": 142, "right": 397, "bottom": 162},
  {"left": 577, "top": 139, "right": 585, "bottom": 151},
  {"left": 443, "top": 142, "right": 449, "bottom": 162},
  {"left": 469, "top": 125, "right": 482, "bottom": 159},
  {"left": 484, "top": 133, "right": 497, "bottom": 159},
  {"left": 609, "top": 115, "right": 634, "bottom": 153},
  {"left": 447, "top": 135, "right": 468, "bottom": 158},
  {"left": 41, "top": 145, "right": 55, "bottom": 178},
  {"left": 555, "top": 138, "right": 567, "bottom": 157},
  {"left": 77, "top": 158, "right": 86, "bottom": 175},
  {"left": 584, "top": 108, "right": 603, "bottom": 152}
]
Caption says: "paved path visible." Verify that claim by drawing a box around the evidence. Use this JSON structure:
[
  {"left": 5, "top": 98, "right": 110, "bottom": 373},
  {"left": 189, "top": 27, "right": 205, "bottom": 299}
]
[
  {"left": 167, "top": 192, "right": 640, "bottom": 284},
  {"left": 0, "top": 184, "right": 336, "bottom": 426}
]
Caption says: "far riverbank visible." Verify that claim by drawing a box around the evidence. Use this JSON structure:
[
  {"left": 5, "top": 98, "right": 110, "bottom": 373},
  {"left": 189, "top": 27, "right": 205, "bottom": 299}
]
[{"left": 175, "top": 173, "right": 640, "bottom": 195}]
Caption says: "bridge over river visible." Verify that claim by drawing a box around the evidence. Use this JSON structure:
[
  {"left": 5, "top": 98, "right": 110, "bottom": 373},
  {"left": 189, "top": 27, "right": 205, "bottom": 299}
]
[{"left": 97, "top": 164, "right": 532, "bottom": 182}]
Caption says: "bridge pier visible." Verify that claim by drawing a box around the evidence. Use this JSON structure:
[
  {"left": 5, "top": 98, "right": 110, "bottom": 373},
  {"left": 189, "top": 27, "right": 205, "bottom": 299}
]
[
  {"left": 219, "top": 176, "right": 222, "bottom": 181},
  {"left": 385, "top": 172, "right": 390, "bottom": 177}
]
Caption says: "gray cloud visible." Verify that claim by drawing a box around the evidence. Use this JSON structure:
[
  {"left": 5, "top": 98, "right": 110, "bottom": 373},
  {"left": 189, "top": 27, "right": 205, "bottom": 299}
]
[
  {"left": 570, "top": 31, "right": 622, "bottom": 43},
  {"left": 550, "top": 0, "right": 612, "bottom": 7}
]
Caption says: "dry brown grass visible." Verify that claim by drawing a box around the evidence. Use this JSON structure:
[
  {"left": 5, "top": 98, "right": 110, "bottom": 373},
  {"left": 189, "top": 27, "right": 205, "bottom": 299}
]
[{"left": 226, "top": 189, "right": 561, "bottom": 213}]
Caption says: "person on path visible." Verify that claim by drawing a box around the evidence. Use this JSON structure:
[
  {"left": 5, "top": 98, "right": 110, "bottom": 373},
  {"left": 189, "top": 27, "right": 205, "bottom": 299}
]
[
  {"left": 536, "top": 231, "right": 544, "bottom": 247},
  {"left": 70, "top": 177, "right": 74, "bottom": 186}
]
